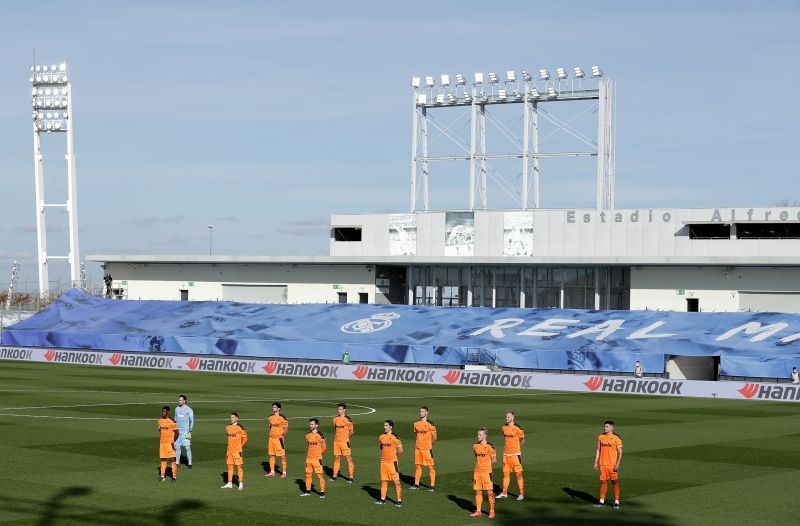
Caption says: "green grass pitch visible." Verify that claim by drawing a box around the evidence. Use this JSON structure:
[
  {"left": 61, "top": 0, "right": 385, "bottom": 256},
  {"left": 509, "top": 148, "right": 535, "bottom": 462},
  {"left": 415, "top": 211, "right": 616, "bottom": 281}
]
[{"left": 0, "top": 361, "right": 798, "bottom": 525}]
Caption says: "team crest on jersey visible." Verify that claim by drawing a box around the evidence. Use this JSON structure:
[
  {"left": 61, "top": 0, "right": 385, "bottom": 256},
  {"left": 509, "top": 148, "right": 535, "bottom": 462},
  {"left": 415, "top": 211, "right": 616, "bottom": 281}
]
[{"left": 340, "top": 312, "right": 400, "bottom": 334}]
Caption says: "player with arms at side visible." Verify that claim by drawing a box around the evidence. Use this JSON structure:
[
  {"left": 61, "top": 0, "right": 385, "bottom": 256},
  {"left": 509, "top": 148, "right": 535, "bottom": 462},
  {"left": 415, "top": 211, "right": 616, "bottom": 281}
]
[
  {"left": 221, "top": 412, "right": 248, "bottom": 490},
  {"left": 266, "top": 402, "right": 288, "bottom": 478},
  {"left": 330, "top": 403, "right": 354, "bottom": 483},
  {"left": 496, "top": 411, "right": 525, "bottom": 500},
  {"left": 409, "top": 406, "right": 437, "bottom": 491},
  {"left": 471, "top": 427, "right": 497, "bottom": 518},
  {"left": 593, "top": 420, "right": 623, "bottom": 509},
  {"left": 375, "top": 420, "right": 403, "bottom": 507},
  {"left": 157, "top": 406, "right": 179, "bottom": 482},
  {"left": 300, "top": 418, "right": 327, "bottom": 498},
  {"left": 174, "top": 395, "right": 194, "bottom": 469}
]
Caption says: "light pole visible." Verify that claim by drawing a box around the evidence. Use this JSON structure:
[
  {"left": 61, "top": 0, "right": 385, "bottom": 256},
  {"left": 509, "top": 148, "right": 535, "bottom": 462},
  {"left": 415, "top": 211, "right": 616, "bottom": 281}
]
[{"left": 207, "top": 225, "right": 213, "bottom": 255}]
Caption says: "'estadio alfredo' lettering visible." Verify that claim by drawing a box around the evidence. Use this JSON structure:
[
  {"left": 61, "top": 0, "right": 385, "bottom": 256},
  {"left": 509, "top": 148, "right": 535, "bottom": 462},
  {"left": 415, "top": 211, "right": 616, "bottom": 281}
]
[{"left": 584, "top": 377, "right": 683, "bottom": 395}]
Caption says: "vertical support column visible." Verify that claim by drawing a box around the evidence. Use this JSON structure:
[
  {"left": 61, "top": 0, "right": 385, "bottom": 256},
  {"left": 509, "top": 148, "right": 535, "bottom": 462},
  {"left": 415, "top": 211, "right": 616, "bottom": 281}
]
[
  {"left": 407, "top": 266, "right": 413, "bottom": 305},
  {"left": 410, "top": 95, "right": 419, "bottom": 212},
  {"left": 559, "top": 270, "right": 565, "bottom": 309},
  {"left": 596, "top": 79, "right": 615, "bottom": 210},
  {"left": 466, "top": 265, "right": 473, "bottom": 307},
  {"left": 66, "top": 88, "right": 80, "bottom": 286},
  {"left": 522, "top": 96, "right": 530, "bottom": 210},
  {"left": 491, "top": 267, "right": 496, "bottom": 308},
  {"left": 531, "top": 267, "right": 538, "bottom": 308},
  {"left": 32, "top": 127, "right": 48, "bottom": 295},
  {"left": 531, "top": 101, "right": 540, "bottom": 208},
  {"left": 519, "top": 266, "right": 525, "bottom": 308},
  {"left": 594, "top": 265, "right": 600, "bottom": 310},
  {"left": 469, "top": 91, "right": 477, "bottom": 210},
  {"left": 421, "top": 106, "right": 429, "bottom": 210},
  {"left": 479, "top": 104, "right": 488, "bottom": 208}
]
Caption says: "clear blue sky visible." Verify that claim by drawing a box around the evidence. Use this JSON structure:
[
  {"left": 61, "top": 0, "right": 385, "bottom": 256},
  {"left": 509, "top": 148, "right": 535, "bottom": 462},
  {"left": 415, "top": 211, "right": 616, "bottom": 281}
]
[{"left": 1, "top": 1, "right": 798, "bottom": 290}]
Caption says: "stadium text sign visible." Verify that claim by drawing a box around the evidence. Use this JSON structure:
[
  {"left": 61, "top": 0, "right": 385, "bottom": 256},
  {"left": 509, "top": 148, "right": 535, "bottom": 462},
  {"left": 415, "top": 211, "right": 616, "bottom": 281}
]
[{"left": 1, "top": 346, "right": 797, "bottom": 403}]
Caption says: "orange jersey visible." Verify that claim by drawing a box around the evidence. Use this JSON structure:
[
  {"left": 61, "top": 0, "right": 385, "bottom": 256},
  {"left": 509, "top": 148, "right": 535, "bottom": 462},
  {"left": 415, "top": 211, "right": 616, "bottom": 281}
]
[
  {"left": 268, "top": 414, "right": 288, "bottom": 438},
  {"left": 597, "top": 433, "right": 622, "bottom": 466},
  {"left": 379, "top": 432, "right": 402, "bottom": 463},
  {"left": 502, "top": 423, "right": 525, "bottom": 455},
  {"left": 158, "top": 418, "right": 178, "bottom": 444},
  {"left": 473, "top": 442, "right": 496, "bottom": 474},
  {"left": 226, "top": 424, "right": 248, "bottom": 453},
  {"left": 413, "top": 419, "right": 437, "bottom": 450},
  {"left": 333, "top": 415, "right": 354, "bottom": 442},
  {"left": 305, "top": 430, "right": 327, "bottom": 459}
]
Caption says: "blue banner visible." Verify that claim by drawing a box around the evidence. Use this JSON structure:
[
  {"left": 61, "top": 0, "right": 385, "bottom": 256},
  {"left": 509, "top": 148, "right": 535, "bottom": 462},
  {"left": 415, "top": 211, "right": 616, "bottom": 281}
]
[{"left": 2, "top": 289, "right": 799, "bottom": 374}]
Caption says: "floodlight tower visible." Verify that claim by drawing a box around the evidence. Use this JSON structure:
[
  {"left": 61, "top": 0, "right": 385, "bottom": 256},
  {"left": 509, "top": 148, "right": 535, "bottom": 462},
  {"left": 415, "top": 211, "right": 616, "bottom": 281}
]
[
  {"left": 29, "top": 62, "right": 80, "bottom": 294},
  {"left": 409, "top": 65, "right": 615, "bottom": 211}
]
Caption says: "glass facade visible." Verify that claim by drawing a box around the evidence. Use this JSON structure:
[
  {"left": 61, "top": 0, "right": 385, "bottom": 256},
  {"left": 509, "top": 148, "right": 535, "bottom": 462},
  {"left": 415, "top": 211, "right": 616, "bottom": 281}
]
[{"left": 410, "top": 265, "right": 630, "bottom": 310}]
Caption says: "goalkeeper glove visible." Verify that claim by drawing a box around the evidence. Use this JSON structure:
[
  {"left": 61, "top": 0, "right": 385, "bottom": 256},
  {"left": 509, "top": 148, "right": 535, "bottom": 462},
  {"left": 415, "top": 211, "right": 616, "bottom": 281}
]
[{"left": 185, "top": 432, "right": 192, "bottom": 440}]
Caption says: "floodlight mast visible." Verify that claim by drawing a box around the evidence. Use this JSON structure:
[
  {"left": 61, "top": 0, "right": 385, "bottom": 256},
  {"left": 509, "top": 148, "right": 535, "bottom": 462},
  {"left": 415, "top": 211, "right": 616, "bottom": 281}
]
[
  {"left": 410, "top": 65, "right": 614, "bottom": 211},
  {"left": 30, "top": 62, "right": 80, "bottom": 295}
]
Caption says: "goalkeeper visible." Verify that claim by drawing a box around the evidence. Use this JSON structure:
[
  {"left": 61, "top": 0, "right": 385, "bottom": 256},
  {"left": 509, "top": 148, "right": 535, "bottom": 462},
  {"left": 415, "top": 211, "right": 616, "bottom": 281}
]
[{"left": 175, "top": 394, "right": 195, "bottom": 468}]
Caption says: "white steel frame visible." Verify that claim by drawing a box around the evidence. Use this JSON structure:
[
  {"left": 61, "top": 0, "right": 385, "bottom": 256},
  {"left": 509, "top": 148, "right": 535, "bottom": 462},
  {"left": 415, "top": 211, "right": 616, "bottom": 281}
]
[
  {"left": 410, "top": 69, "right": 614, "bottom": 211},
  {"left": 30, "top": 63, "right": 80, "bottom": 294}
]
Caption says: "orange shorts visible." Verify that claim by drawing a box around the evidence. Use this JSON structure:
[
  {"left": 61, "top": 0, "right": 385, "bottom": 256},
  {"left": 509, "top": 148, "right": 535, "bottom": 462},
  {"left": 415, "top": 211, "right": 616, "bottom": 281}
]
[
  {"left": 415, "top": 448, "right": 434, "bottom": 467},
  {"left": 473, "top": 471, "right": 493, "bottom": 491},
  {"left": 333, "top": 441, "right": 351, "bottom": 456},
  {"left": 599, "top": 465, "right": 618, "bottom": 481},
  {"left": 159, "top": 443, "right": 175, "bottom": 459},
  {"left": 268, "top": 437, "right": 286, "bottom": 456},
  {"left": 305, "top": 458, "right": 324, "bottom": 474},
  {"left": 226, "top": 451, "right": 243, "bottom": 466},
  {"left": 502, "top": 455, "right": 523, "bottom": 473},
  {"left": 380, "top": 461, "right": 399, "bottom": 482}
]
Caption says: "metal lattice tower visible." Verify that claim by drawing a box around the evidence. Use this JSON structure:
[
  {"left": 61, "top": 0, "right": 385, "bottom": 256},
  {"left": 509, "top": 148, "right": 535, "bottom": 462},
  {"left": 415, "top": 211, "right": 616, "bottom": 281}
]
[
  {"left": 410, "top": 66, "right": 614, "bottom": 211},
  {"left": 29, "top": 62, "right": 80, "bottom": 295}
]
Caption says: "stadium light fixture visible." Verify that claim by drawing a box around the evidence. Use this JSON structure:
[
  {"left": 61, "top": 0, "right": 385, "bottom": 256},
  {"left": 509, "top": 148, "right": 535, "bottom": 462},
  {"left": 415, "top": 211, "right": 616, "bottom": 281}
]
[
  {"left": 440, "top": 74, "right": 451, "bottom": 86},
  {"left": 573, "top": 67, "right": 585, "bottom": 78},
  {"left": 591, "top": 65, "right": 602, "bottom": 77},
  {"left": 455, "top": 73, "right": 466, "bottom": 85},
  {"left": 506, "top": 70, "right": 516, "bottom": 82},
  {"left": 435, "top": 93, "right": 445, "bottom": 104},
  {"left": 521, "top": 70, "right": 532, "bottom": 82},
  {"left": 556, "top": 67, "right": 567, "bottom": 80},
  {"left": 417, "top": 93, "right": 427, "bottom": 105},
  {"left": 473, "top": 72, "right": 484, "bottom": 84},
  {"left": 498, "top": 88, "right": 507, "bottom": 100},
  {"left": 488, "top": 72, "right": 499, "bottom": 83},
  {"left": 447, "top": 93, "right": 457, "bottom": 104},
  {"left": 411, "top": 77, "right": 421, "bottom": 88},
  {"left": 463, "top": 91, "right": 472, "bottom": 103},
  {"left": 547, "top": 86, "right": 557, "bottom": 98},
  {"left": 539, "top": 69, "right": 550, "bottom": 80},
  {"left": 425, "top": 76, "right": 435, "bottom": 87},
  {"left": 529, "top": 87, "right": 540, "bottom": 99}
]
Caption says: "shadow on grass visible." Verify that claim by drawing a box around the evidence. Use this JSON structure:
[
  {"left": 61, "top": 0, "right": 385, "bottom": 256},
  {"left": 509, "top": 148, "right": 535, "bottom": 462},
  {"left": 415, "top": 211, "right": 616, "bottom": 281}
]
[
  {"left": 361, "top": 484, "right": 383, "bottom": 502},
  {"left": 0, "top": 486, "right": 206, "bottom": 526},
  {"left": 563, "top": 486, "right": 596, "bottom": 504},
  {"left": 447, "top": 494, "right": 474, "bottom": 512}
]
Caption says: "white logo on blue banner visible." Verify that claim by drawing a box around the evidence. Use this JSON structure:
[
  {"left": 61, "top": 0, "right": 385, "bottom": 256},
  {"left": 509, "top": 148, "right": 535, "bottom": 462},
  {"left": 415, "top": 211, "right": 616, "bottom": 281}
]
[{"left": 341, "top": 312, "right": 400, "bottom": 334}]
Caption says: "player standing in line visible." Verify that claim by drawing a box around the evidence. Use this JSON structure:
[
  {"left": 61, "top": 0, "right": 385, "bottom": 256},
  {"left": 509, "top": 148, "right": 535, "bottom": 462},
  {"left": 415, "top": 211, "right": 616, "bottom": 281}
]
[
  {"left": 593, "top": 420, "right": 623, "bottom": 509},
  {"left": 375, "top": 420, "right": 403, "bottom": 507},
  {"left": 409, "top": 406, "right": 437, "bottom": 491},
  {"left": 300, "top": 418, "right": 327, "bottom": 498},
  {"left": 471, "top": 427, "right": 497, "bottom": 518},
  {"left": 158, "top": 406, "right": 179, "bottom": 482},
  {"left": 174, "top": 395, "right": 195, "bottom": 469},
  {"left": 266, "top": 402, "right": 288, "bottom": 478},
  {"left": 330, "top": 403, "right": 355, "bottom": 483},
  {"left": 221, "top": 412, "right": 248, "bottom": 490},
  {"left": 496, "top": 411, "right": 525, "bottom": 500}
]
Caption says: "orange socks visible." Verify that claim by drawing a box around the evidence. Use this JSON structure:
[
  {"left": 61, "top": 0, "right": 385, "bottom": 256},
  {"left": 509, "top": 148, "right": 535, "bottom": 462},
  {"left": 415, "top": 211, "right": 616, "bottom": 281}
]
[
  {"left": 237, "top": 466, "right": 243, "bottom": 484},
  {"left": 488, "top": 492, "right": 495, "bottom": 512},
  {"left": 429, "top": 468, "right": 436, "bottom": 487},
  {"left": 333, "top": 457, "right": 341, "bottom": 478},
  {"left": 475, "top": 491, "right": 483, "bottom": 511},
  {"left": 395, "top": 481, "right": 402, "bottom": 501},
  {"left": 171, "top": 461, "right": 177, "bottom": 479},
  {"left": 160, "top": 460, "right": 167, "bottom": 477},
  {"left": 380, "top": 481, "right": 388, "bottom": 500},
  {"left": 613, "top": 481, "right": 620, "bottom": 501},
  {"left": 228, "top": 465, "right": 234, "bottom": 484},
  {"left": 415, "top": 465, "right": 422, "bottom": 485},
  {"left": 282, "top": 458, "right": 287, "bottom": 474},
  {"left": 347, "top": 458, "right": 354, "bottom": 479},
  {"left": 319, "top": 473, "right": 326, "bottom": 493},
  {"left": 600, "top": 481, "right": 608, "bottom": 501},
  {"left": 269, "top": 457, "right": 275, "bottom": 473},
  {"left": 502, "top": 473, "right": 510, "bottom": 493},
  {"left": 516, "top": 474, "right": 524, "bottom": 495},
  {"left": 306, "top": 474, "right": 312, "bottom": 491}
]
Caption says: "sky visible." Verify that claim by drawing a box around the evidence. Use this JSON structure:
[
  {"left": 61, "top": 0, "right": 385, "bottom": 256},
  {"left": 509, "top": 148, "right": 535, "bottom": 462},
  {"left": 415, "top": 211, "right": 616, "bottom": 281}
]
[{"left": 0, "top": 1, "right": 798, "bottom": 291}]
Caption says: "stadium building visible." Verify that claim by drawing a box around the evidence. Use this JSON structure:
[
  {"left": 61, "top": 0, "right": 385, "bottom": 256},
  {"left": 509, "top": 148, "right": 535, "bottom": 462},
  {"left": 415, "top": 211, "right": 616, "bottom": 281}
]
[{"left": 88, "top": 69, "right": 800, "bottom": 313}]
